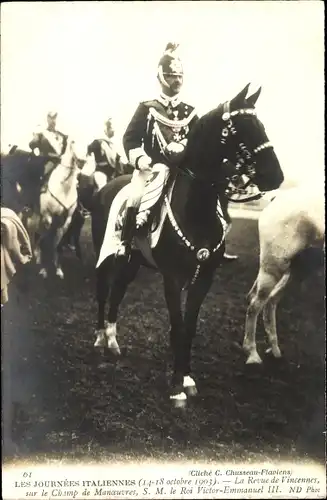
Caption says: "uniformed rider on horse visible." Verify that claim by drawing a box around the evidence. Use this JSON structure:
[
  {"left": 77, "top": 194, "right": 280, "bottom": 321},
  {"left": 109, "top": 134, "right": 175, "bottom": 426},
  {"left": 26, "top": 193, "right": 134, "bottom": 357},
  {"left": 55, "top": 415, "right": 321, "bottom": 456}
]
[
  {"left": 116, "top": 42, "right": 199, "bottom": 260},
  {"left": 29, "top": 110, "right": 68, "bottom": 192},
  {"left": 87, "top": 117, "right": 127, "bottom": 192}
]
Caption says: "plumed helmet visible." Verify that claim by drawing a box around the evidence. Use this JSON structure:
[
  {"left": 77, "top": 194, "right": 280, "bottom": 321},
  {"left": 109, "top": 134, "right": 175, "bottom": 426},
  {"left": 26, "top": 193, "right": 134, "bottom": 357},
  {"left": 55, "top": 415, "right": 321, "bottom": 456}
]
[
  {"left": 47, "top": 110, "right": 58, "bottom": 118},
  {"left": 158, "top": 42, "right": 183, "bottom": 77},
  {"left": 104, "top": 117, "right": 113, "bottom": 127}
]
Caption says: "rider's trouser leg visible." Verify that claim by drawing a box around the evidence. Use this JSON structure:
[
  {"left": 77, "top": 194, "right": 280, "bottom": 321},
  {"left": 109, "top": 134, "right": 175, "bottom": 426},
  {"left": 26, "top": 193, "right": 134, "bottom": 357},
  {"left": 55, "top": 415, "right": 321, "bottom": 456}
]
[
  {"left": 116, "top": 169, "right": 150, "bottom": 258},
  {"left": 94, "top": 171, "right": 108, "bottom": 192},
  {"left": 40, "top": 160, "right": 55, "bottom": 194}
]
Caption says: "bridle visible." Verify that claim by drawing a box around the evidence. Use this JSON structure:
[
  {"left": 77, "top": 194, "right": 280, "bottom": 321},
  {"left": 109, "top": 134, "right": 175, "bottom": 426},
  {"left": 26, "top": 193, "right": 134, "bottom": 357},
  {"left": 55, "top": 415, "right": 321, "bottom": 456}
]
[
  {"left": 44, "top": 140, "right": 84, "bottom": 211},
  {"left": 220, "top": 100, "right": 273, "bottom": 202},
  {"left": 168, "top": 100, "right": 274, "bottom": 202},
  {"left": 163, "top": 100, "right": 275, "bottom": 285}
]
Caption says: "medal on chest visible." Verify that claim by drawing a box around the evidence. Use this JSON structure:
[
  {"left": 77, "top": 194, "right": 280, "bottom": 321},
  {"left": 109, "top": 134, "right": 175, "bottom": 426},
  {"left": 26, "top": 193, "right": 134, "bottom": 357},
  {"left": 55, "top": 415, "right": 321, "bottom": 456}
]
[
  {"left": 172, "top": 110, "right": 182, "bottom": 141},
  {"left": 149, "top": 105, "right": 195, "bottom": 150},
  {"left": 173, "top": 130, "right": 181, "bottom": 142}
]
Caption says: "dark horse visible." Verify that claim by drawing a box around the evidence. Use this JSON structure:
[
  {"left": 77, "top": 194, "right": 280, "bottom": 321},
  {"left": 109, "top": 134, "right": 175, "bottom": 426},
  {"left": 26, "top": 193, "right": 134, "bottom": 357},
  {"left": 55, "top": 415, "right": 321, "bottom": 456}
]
[
  {"left": 91, "top": 84, "right": 284, "bottom": 407},
  {"left": 1, "top": 148, "right": 50, "bottom": 214}
]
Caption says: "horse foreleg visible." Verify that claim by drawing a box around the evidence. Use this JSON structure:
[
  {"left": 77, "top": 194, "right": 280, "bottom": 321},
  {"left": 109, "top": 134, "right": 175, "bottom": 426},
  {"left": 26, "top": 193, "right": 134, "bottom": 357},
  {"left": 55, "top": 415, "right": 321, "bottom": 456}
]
[
  {"left": 94, "top": 261, "right": 111, "bottom": 348},
  {"left": 52, "top": 230, "right": 65, "bottom": 279},
  {"left": 104, "top": 257, "right": 140, "bottom": 354},
  {"left": 38, "top": 235, "right": 51, "bottom": 278},
  {"left": 72, "top": 211, "right": 85, "bottom": 260},
  {"left": 52, "top": 216, "right": 76, "bottom": 279},
  {"left": 243, "top": 269, "right": 281, "bottom": 364},
  {"left": 183, "top": 270, "right": 214, "bottom": 396},
  {"left": 24, "top": 213, "right": 41, "bottom": 265},
  {"left": 163, "top": 276, "right": 186, "bottom": 406},
  {"left": 37, "top": 213, "right": 56, "bottom": 278},
  {"left": 263, "top": 271, "right": 291, "bottom": 359},
  {"left": 60, "top": 209, "right": 85, "bottom": 260}
]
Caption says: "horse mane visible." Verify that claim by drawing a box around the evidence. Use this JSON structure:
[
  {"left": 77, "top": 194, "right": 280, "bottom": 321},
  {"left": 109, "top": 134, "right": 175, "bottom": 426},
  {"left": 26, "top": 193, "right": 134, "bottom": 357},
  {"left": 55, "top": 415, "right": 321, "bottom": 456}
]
[{"left": 180, "top": 104, "right": 224, "bottom": 171}]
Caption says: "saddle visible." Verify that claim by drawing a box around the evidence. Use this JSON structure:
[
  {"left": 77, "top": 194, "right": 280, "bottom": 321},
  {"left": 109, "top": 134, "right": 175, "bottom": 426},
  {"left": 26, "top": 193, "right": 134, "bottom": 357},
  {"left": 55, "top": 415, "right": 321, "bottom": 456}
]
[
  {"left": 97, "top": 164, "right": 171, "bottom": 268},
  {"left": 97, "top": 164, "right": 229, "bottom": 269},
  {"left": 120, "top": 165, "right": 172, "bottom": 232}
]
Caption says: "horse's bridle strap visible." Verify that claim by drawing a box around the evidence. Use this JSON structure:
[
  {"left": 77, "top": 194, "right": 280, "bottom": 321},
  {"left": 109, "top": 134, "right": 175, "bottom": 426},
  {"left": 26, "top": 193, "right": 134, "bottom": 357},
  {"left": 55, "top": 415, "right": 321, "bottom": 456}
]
[{"left": 222, "top": 101, "right": 257, "bottom": 121}]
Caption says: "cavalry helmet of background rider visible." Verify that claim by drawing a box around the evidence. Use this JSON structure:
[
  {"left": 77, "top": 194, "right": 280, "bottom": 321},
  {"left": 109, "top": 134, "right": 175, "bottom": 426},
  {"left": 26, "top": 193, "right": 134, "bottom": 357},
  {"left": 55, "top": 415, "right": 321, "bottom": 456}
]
[{"left": 157, "top": 42, "right": 184, "bottom": 93}]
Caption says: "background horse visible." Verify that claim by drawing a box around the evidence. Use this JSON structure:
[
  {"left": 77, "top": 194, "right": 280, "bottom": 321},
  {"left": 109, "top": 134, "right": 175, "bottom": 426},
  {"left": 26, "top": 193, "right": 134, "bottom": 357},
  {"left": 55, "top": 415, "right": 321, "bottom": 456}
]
[
  {"left": 22, "top": 139, "right": 87, "bottom": 279},
  {"left": 92, "top": 83, "right": 284, "bottom": 407},
  {"left": 58, "top": 159, "right": 134, "bottom": 261},
  {"left": 243, "top": 183, "right": 325, "bottom": 364},
  {"left": 1, "top": 147, "right": 50, "bottom": 215}
]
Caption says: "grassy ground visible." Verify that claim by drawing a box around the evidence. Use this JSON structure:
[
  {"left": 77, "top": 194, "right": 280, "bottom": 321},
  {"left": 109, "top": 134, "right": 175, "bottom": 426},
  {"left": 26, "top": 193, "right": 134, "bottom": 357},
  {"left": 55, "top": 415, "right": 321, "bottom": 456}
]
[{"left": 2, "top": 216, "right": 325, "bottom": 466}]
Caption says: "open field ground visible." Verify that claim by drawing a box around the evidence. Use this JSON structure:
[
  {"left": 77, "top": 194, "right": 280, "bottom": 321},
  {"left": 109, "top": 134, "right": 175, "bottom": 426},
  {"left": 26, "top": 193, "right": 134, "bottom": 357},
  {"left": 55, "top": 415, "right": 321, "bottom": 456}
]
[{"left": 2, "top": 215, "right": 325, "bottom": 466}]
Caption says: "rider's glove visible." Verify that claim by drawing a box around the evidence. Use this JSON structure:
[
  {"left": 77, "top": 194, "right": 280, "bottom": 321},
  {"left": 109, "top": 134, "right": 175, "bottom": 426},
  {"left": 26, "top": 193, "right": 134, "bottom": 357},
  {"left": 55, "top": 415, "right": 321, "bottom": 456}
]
[
  {"left": 137, "top": 155, "right": 152, "bottom": 172},
  {"left": 165, "top": 142, "right": 185, "bottom": 155}
]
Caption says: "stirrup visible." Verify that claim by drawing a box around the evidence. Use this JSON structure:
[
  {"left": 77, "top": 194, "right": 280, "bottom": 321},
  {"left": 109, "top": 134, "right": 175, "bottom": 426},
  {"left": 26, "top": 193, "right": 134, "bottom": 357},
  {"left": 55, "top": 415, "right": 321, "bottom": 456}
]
[
  {"left": 80, "top": 208, "right": 90, "bottom": 218},
  {"left": 115, "top": 242, "right": 131, "bottom": 261},
  {"left": 223, "top": 252, "right": 239, "bottom": 261}
]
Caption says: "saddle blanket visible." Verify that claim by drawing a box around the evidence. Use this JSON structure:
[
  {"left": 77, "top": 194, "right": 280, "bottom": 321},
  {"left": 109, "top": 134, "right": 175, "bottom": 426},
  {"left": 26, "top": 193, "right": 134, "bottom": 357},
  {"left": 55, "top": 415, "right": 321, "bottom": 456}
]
[{"left": 96, "top": 164, "right": 170, "bottom": 268}]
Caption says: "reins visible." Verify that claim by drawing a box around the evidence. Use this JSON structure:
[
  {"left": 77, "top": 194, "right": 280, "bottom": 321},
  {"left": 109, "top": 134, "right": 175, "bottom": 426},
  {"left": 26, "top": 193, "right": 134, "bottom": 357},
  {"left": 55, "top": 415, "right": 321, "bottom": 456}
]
[
  {"left": 166, "top": 99, "right": 273, "bottom": 202},
  {"left": 45, "top": 143, "right": 82, "bottom": 211},
  {"left": 161, "top": 98, "right": 275, "bottom": 285}
]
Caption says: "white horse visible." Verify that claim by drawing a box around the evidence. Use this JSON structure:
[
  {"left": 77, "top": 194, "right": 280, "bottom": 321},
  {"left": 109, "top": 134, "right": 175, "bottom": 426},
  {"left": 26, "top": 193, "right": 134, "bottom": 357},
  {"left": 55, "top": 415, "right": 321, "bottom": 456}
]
[
  {"left": 243, "top": 183, "right": 325, "bottom": 364},
  {"left": 25, "top": 139, "right": 89, "bottom": 279}
]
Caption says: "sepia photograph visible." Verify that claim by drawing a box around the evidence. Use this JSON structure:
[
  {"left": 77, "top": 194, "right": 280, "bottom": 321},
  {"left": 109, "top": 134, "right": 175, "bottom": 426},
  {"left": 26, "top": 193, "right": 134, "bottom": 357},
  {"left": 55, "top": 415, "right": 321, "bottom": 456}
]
[{"left": 1, "top": 1, "right": 325, "bottom": 498}]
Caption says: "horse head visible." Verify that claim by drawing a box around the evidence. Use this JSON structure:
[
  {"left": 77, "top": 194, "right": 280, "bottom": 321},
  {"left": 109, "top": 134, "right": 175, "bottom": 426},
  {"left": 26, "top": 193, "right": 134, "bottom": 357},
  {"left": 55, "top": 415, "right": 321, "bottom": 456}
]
[
  {"left": 219, "top": 83, "right": 284, "bottom": 193},
  {"left": 181, "top": 83, "right": 284, "bottom": 198},
  {"left": 63, "top": 138, "right": 87, "bottom": 170}
]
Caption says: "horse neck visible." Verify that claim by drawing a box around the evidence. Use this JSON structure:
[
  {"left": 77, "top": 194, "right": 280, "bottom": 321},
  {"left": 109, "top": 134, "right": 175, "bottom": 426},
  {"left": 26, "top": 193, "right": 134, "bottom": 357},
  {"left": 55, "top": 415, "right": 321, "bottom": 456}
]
[
  {"left": 171, "top": 171, "right": 220, "bottom": 245},
  {"left": 57, "top": 149, "right": 79, "bottom": 192}
]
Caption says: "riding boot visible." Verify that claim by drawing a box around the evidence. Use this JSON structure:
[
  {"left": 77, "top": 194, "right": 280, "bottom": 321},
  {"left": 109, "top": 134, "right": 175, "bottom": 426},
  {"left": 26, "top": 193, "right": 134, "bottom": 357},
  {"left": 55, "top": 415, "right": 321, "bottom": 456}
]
[{"left": 116, "top": 207, "right": 138, "bottom": 261}]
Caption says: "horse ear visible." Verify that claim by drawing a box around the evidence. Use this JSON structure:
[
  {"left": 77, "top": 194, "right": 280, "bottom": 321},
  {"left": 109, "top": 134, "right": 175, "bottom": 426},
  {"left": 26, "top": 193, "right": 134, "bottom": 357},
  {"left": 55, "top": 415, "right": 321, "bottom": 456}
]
[
  {"left": 231, "top": 83, "right": 251, "bottom": 107},
  {"left": 247, "top": 86, "right": 262, "bottom": 107}
]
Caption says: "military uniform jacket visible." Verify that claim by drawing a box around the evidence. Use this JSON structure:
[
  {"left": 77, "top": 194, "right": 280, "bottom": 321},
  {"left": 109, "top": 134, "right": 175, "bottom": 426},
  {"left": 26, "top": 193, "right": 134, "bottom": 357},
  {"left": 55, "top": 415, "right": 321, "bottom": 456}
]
[
  {"left": 123, "top": 95, "right": 198, "bottom": 168},
  {"left": 87, "top": 138, "right": 121, "bottom": 177},
  {"left": 29, "top": 128, "right": 68, "bottom": 158}
]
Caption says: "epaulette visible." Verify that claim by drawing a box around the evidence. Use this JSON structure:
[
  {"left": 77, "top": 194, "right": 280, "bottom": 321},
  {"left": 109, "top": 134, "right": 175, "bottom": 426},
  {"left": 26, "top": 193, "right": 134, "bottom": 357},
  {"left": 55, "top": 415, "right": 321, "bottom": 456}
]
[
  {"left": 181, "top": 102, "right": 195, "bottom": 111},
  {"left": 141, "top": 100, "right": 159, "bottom": 109}
]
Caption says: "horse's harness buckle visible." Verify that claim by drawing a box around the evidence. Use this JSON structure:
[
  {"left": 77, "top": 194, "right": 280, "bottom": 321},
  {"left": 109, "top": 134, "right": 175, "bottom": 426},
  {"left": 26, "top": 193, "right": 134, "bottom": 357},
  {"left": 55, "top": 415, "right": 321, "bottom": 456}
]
[{"left": 196, "top": 248, "right": 210, "bottom": 262}]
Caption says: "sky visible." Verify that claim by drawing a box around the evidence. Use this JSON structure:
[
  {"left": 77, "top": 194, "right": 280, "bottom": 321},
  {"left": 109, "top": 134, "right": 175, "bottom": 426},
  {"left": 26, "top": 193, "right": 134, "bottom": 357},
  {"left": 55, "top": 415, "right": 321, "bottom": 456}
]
[{"left": 1, "top": 1, "right": 324, "bottom": 185}]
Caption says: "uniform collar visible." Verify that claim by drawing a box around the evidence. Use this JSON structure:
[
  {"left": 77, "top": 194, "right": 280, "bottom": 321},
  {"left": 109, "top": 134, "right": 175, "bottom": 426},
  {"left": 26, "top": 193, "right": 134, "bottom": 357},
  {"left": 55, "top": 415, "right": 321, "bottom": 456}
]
[
  {"left": 157, "top": 93, "right": 181, "bottom": 108},
  {"left": 99, "top": 137, "right": 113, "bottom": 145}
]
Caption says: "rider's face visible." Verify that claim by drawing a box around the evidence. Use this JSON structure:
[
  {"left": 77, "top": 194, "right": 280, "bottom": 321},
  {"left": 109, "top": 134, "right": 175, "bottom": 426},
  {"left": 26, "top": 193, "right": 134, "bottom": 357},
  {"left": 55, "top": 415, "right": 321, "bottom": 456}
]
[
  {"left": 163, "top": 74, "right": 183, "bottom": 95},
  {"left": 47, "top": 116, "right": 57, "bottom": 130},
  {"left": 105, "top": 123, "right": 114, "bottom": 138}
]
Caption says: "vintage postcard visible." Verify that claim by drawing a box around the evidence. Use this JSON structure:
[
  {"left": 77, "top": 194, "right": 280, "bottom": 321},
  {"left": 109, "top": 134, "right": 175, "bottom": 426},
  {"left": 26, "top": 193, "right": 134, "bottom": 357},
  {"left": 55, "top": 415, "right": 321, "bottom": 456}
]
[{"left": 1, "top": 1, "right": 325, "bottom": 499}]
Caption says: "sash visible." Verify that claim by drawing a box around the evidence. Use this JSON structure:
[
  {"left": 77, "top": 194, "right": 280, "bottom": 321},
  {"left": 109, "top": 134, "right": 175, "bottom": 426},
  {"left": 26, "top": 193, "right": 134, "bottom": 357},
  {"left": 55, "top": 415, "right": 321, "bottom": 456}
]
[
  {"left": 42, "top": 130, "right": 65, "bottom": 156},
  {"left": 100, "top": 140, "right": 117, "bottom": 169}
]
